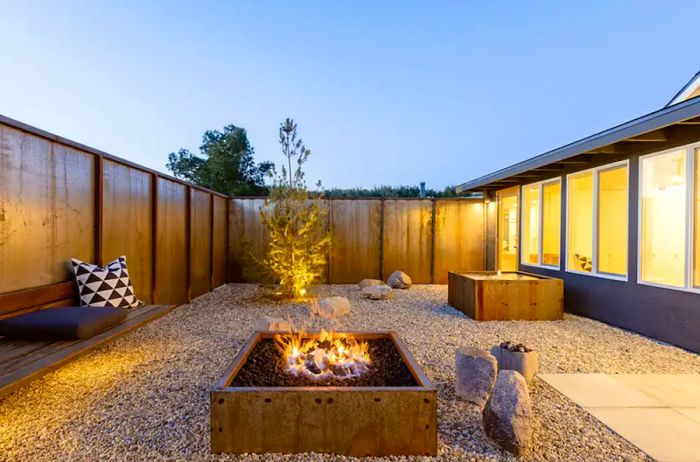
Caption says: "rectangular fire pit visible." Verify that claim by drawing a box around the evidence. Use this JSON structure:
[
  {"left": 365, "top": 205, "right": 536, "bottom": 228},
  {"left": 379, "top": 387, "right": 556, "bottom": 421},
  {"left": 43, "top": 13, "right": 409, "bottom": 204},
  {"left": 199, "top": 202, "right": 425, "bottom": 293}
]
[{"left": 211, "top": 331, "right": 437, "bottom": 456}]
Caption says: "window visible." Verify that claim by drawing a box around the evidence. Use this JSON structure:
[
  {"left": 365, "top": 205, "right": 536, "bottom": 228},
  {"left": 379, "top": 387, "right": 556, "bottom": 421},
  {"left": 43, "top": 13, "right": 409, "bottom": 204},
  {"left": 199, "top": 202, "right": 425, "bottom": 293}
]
[
  {"left": 567, "top": 161, "right": 628, "bottom": 278},
  {"left": 567, "top": 172, "right": 594, "bottom": 272},
  {"left": 640, "top": 149, "right": 687, "bottom": 288},
  {"left": 521, "top": 184, "right": 540, "bottom": 265},
  {"left": 598, "top": 166, "right": 629, "bottom": 275},
  {"left": 543, "top": 181, "right": 561, "bottom": 266},
  {"left": 521, "top": 178, "right": 561, "bottom": 267}
]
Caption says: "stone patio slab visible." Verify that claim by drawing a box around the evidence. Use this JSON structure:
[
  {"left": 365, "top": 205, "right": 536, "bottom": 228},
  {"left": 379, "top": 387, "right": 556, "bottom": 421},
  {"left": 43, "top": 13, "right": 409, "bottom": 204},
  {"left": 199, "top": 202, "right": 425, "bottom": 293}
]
[
  {"left": 538, "top": 373, "right": 661, "bottom": 407},
  {"left": 586, "top": 407, "right": 700, "bottom": 462},
  {"left": 540, "top": 373, "right": 700, "bottom": 462}
]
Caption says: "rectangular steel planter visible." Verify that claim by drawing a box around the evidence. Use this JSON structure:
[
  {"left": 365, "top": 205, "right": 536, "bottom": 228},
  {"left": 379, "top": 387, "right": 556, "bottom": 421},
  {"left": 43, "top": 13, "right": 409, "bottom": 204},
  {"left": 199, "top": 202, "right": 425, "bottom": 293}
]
[
  {"left": 211, "top": 331, "right": 437, "bottom": 456},
  {"left": 448, "top": 271, "right": 563, "bottom": 321}
]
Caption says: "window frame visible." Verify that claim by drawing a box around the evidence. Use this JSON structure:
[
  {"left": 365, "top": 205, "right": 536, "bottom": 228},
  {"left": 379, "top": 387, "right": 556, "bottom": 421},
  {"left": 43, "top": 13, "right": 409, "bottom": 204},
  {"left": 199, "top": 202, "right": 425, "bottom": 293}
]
[
  {"left": 565, "top": 159, "right": 629, "bottom": 281},
  {"left": 520, "top": 177, "right": 562, "bottom": 270},
  {"left": 637, "top": 143, "right": 699, "bottom": 293}
]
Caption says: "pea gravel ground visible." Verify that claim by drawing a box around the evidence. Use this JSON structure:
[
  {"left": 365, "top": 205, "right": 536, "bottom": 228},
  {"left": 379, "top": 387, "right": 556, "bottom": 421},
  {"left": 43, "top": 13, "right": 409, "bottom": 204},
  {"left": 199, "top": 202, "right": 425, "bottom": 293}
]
[{"left": 1, "top": 284, "right": 699, "bottom": 462}]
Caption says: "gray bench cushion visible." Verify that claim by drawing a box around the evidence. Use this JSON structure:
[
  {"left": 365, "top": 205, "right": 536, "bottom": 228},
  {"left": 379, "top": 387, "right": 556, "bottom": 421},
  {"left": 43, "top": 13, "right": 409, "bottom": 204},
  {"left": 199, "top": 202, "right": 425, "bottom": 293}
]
[{"left": 0, "top": 307, "right": 128, "bottom": 340}]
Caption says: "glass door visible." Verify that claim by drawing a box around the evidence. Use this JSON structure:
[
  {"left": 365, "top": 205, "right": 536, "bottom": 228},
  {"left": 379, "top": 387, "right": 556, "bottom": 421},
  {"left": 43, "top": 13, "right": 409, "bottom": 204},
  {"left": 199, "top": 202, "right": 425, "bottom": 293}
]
[{"left": 497, "top": 187, "right": 519, "bottom": 271}]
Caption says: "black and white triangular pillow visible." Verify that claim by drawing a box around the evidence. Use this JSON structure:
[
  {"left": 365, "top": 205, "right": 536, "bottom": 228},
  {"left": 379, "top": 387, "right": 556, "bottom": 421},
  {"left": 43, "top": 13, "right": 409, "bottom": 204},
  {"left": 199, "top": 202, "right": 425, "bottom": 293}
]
[{"left": 70, "top": 256, "right": 143, "bottom": 308}]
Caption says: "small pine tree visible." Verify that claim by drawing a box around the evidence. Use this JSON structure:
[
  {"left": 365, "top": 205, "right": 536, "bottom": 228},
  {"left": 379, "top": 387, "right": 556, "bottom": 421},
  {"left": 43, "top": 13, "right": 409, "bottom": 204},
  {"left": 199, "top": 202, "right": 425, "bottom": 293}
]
[{"left": 258, "top": 118, "right": 331, "bottom": 298}]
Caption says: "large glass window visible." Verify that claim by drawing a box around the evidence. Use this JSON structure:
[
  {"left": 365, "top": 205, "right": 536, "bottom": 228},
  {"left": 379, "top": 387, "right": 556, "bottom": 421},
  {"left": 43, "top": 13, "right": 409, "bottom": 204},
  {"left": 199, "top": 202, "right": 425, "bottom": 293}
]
[
  {"left": 640, "top": 149, "right": 686, "bottom": 287},
  {"left": 542, "top": 181, "right": 561, "bottom": 266},
  {"left": 567, "top": 161, "right": 628, "bottom": 277},
  {"left": 567, "top": 172, "right": 594, "bottom": 272},
  {"left": 521, "top": 184, "right": 540, "bottom": 265},
  {"left": 521, "top": 178, "right": 561, "bottom": 267},
  {"left": 598, "top": 166, "right": 628, "bottom": 275},
  {"left": 695, "top": 149, "right": 700, "bottom": 288}
]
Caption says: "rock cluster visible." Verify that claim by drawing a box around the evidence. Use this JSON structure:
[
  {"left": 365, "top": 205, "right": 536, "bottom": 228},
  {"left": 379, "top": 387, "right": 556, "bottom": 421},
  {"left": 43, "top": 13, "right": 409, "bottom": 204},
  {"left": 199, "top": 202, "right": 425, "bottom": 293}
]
[{"left": 498, "top": 341, "right": 533, "bottom": 353}]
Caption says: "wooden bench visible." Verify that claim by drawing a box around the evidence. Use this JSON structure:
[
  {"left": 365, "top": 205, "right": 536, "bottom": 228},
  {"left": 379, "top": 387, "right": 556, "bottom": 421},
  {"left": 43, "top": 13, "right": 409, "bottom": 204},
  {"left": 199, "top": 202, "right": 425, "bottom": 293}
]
[{"left": 0, "top": 281, "right": 175, "bottom": 399}]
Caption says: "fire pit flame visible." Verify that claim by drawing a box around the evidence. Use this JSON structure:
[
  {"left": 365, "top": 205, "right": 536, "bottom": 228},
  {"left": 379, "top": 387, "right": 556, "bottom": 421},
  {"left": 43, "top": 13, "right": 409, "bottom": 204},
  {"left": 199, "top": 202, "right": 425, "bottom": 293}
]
[{"left": 275, "top": 330, "right": 370, "bottom": 380}]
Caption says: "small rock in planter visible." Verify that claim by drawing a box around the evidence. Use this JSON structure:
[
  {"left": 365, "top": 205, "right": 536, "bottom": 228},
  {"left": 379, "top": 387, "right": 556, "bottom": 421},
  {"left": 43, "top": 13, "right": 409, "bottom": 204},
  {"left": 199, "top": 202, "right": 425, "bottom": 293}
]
[
  {"left": 313, "top": 296, "right": 351, "bottom": 320},
  {"left": 491, "top": 342, "right": 539, "bottom": 383},
  {"left": 483, "top": 370, "right": 533, "bottom": 456},
  {"left": 358, "top": 279, "right": 384, "bottom": 289},
  {"left": 254, "top": 315, "right": 291, "bottom": 332},
  {"left": 361, "top": 285, "right": 393, "bottom": 300},
  {"left": 455, "top": 346, "right": 497, "bottom": 408},
  {"left": 387, "top": 270, "right": 412, "bottom": 289}
]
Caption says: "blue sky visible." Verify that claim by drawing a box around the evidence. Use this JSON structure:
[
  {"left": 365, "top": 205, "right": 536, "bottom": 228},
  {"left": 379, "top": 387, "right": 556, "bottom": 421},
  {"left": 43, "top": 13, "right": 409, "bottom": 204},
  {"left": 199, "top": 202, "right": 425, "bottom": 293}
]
[{"left": 1, "top": 1, "right": 699, "bottom": 190}]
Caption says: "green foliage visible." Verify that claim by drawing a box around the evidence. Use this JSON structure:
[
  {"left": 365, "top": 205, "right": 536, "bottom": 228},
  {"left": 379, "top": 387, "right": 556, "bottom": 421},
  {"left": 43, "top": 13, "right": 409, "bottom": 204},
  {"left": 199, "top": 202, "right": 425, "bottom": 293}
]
[
  {"left": 323, "top": 185, "right": 458, "bottom": 198},
  {"left": 257, "top": 118, "right": 331, "bottom": 298},
  {"left": 166, "top": 124, "right": 274, "bottom": 196}
]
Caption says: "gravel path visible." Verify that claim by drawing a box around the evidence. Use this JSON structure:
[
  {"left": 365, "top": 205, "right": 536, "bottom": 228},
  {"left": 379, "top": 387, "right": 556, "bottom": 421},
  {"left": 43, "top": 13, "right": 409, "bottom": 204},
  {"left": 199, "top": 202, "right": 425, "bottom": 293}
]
[{"left": 1, "top": 284, "right": 698, "bottom": 461}]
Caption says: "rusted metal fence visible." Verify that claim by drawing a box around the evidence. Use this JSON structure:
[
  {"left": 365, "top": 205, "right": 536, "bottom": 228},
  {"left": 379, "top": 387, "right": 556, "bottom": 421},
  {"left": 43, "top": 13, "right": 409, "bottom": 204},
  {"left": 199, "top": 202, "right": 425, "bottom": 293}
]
[
  {"left": 228, "top": 197, "right": 486, "bottom": 284},
  {"left": 0, "top": 114, "right": 487, "bottom": 311},
  {"left": 0, "top": 115, "right": 228, "bottom": 309}
]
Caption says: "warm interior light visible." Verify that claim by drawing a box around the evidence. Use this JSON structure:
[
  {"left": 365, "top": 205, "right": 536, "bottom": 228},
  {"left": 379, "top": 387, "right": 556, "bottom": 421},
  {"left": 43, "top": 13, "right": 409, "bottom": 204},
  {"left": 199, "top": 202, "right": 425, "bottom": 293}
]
[{"left": 641, "top": 150, "right": 686, "bottom": 286}]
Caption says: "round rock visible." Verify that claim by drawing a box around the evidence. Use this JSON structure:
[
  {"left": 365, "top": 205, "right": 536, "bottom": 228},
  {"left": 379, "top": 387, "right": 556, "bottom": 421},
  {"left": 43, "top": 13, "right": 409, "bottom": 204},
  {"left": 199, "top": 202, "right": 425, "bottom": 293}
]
[{"left": 387, "top": 270, "right": 412, "bottom": 289}]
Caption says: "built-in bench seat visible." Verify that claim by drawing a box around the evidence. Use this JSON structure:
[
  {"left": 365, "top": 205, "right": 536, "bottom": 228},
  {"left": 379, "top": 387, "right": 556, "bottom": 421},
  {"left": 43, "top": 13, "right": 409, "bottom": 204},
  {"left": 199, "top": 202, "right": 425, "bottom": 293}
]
[{"left": 0, "top": 282, "right": 175, "bottom": 399}]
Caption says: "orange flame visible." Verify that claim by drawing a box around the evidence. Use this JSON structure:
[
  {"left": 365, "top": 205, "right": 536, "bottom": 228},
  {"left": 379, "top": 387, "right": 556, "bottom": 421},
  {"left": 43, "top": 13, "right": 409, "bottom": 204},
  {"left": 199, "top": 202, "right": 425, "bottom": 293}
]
[{"left": 275, "top": 330, "right": 370, "bottom": 380}]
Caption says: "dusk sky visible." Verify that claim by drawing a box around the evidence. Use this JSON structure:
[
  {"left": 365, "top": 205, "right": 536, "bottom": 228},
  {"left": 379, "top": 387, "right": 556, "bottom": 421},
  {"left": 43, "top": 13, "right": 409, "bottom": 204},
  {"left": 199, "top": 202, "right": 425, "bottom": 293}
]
[{"left": 1, "top": 1, "right": 699, "bottom": 190}]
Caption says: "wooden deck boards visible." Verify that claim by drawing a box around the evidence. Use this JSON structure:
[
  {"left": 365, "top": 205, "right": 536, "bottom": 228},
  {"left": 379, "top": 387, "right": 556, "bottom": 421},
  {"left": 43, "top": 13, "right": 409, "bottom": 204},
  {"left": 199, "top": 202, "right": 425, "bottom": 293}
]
[{"left": 0, "top": 304, "right": 176, "bottom": 399}]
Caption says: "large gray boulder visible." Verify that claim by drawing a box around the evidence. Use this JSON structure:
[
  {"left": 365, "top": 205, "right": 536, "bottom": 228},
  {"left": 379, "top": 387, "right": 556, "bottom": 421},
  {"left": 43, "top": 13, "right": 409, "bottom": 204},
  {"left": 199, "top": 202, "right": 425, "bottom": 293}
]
[
  {"left": 455, "top": 346, "right": 497, "bottom": 408},
  {"left": 482, "top": 370, "right": 533, "bottom": 455},
  {"left": 254, "top": 315, "right": 291, "bottom": 332},
  {"left": 387, "top": 270, "right": 412, "bottom": 289},
  {"left": 361, "top": 285, "right": 393, "bottom": 300},
  {"left": 358, "top": 279, "right": 384, "bottom": 289},
  {"left": 314, "top": 296, "right": 351, "bottom": 319}
]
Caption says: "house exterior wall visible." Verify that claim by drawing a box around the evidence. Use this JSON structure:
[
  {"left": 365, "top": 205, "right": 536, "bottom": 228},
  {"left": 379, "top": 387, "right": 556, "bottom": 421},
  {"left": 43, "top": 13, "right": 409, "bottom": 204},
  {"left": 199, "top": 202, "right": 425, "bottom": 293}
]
[{"left": 496, "top": 153, "right": 700, "bottom": 353}]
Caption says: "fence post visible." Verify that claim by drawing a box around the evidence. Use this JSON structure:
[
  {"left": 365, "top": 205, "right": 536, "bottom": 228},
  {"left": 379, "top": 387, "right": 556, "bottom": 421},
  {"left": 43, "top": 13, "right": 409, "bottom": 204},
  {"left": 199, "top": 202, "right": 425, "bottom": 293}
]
[
  {"left": 186, "top": 186, "right": 192, "bottom": 302},
  {"left": 430, "top": 199, "right": 437, "bottom": 284},
  {"left": 150, "top": 175, "right": 158, "bottom": 304},
  {"left": 94, "top": 155, "right": 104, "bottom": 267},
  {"left": 379, "top": 198, "right": 385, "bottom": 280}
]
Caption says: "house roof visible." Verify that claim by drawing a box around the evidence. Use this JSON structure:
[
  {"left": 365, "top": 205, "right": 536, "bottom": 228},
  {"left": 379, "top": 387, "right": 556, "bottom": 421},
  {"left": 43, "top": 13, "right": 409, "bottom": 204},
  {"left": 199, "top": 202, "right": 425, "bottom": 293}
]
[
  {"left": 456, "top": 89, "right": 700, "bottom": 194},
  {"left": 667, "top": 71, "right": 700, "bottom": 107}
]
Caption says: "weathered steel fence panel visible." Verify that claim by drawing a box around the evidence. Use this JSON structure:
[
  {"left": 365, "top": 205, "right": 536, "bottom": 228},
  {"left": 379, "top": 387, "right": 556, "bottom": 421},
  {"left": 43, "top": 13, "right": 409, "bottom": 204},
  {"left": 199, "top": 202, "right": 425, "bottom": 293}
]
[
  {"left": 155, "top": 178, "right": 188, "bottom": 304},
  {"left": 433, "top": 200, "right": 484, "bottom": 284},
  {"left": 102, "top": 160, "right": 153, "bottom": 303},
  {"left": 212, "top": 196, "right": 228, "bottom": 288},
  {"left": 382, "top": 200, "right": 433, "bottom": 283},
  {"left": 190, "top": 189, "right": 212, "bottom": 298},
  {"left": 329, "top": 199, "right": 382, "bottom": 283},
  {"left": 228, "top": 198, "right": 268, "bottom": 282},
  {"left": 227, "top": 197, "right": 485, "bottom": 285},
  {"left": 0, "top": 115, "right": 230, "bottom": 307},
  {"left": 0, "top": 125, "right": 95, "bottom": 293}
]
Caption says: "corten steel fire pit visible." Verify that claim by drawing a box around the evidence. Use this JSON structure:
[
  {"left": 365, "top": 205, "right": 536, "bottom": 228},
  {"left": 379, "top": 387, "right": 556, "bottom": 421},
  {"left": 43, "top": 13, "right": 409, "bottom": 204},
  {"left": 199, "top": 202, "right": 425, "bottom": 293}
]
[{"left": 210, "top": 331, "right": 437, "bottom": 456}]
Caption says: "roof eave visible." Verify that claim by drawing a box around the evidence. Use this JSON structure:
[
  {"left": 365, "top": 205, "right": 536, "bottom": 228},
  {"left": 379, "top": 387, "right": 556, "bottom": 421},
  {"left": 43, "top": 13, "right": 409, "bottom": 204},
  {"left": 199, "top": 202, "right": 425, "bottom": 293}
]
[{"left": 456, "top": 96, "right": 700, "bottom": 194}]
